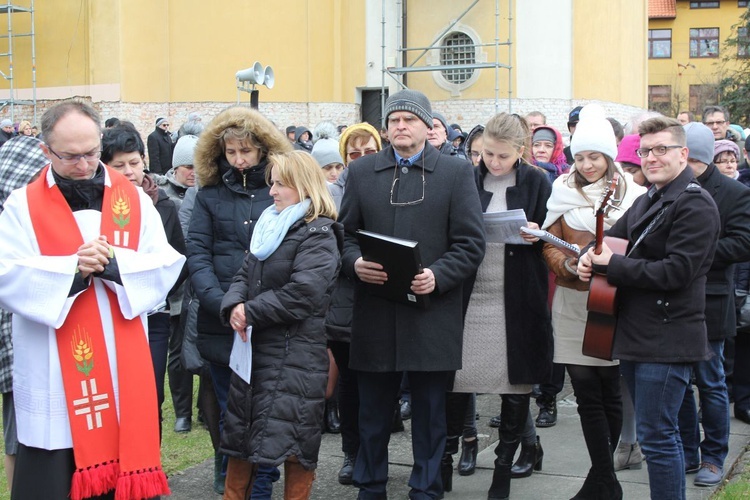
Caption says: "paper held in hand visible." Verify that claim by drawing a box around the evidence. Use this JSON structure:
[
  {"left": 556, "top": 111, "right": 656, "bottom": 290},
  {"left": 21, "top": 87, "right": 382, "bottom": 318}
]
[
  {"left": 483, "top": 209, "right": 530, "bottom": 245},
  {"left": 230, "top": 327, "right": 253, "bottom": 384},
  {"left": 520, "top": 227, "right": 581, "bottom": 257}
]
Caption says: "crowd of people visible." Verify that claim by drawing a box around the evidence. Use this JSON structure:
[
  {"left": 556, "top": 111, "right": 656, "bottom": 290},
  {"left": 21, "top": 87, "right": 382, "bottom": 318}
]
[{"left": 0, "top": 93, "right": 747, "bottom": 500}]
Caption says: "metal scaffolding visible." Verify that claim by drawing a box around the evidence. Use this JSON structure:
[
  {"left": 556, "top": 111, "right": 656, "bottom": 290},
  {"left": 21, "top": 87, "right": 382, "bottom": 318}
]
[
  {"left": 381, "top": 0, "right": 512, "bottom": 120},
  {"left": 0, "top": 0, "right": 35, "bottom": 123}
]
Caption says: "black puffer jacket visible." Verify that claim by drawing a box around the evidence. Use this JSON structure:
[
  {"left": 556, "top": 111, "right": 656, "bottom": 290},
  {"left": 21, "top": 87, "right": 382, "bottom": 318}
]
[
  {"left": 219, "top": 217, "right": 343, "bottom": 469},
  {"left": 186, "top": 106, "right": 292, "bottom": 366}
]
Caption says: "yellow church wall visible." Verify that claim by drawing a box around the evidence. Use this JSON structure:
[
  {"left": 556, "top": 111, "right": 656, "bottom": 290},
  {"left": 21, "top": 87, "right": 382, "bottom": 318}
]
[{"left": 571, "top": 0, "right": 648, "bottom": 107}]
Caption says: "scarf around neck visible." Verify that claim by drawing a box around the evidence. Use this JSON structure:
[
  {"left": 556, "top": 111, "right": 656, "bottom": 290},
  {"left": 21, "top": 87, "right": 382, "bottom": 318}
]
[
  {"left": 542, "top": 170, "right": 646, "bottom": 232},
  {"left": 250, "top": 198, "right": 312, "bottom": 261}
]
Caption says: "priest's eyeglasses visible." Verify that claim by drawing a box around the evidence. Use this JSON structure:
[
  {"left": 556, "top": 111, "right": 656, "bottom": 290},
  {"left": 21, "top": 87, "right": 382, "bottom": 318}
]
[{"left": 47, "top": 145, "right": 102, "bottom": 165}]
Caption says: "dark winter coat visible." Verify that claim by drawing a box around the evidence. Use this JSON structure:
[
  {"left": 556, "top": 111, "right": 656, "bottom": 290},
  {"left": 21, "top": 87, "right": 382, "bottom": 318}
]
[
  {"left": 475, "top": 159, "right": 554, "bottom": 384},
  {"left": 696, "top": 163, "right": 750, "bottom": 340},
  {"left": 325, "top": 169, "right": 355, "bottom": 343},
  {"left": 219, "top": 217, "right": 342, "bottom": 469},
  {"left": 602, "top": 167, "right": 720, "bottom": 362},
  {"left": 147, "top": 127, "right": 174, "bottom": 175},
  {"left": 340, "top": 143, "right": 486, "bottom": 372},
  {"left": 186, "top": 107, "right": 293, "bottom": 366}
]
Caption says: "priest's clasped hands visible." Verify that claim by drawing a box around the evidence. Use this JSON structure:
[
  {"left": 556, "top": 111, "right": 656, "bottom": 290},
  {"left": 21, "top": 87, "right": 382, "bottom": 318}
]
[{"left": 77, "top": 235, "right": 113, "bottom": 279}]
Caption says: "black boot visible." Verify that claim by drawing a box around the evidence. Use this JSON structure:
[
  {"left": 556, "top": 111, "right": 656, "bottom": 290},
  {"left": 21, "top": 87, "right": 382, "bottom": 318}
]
[
  {"left": 325, "top": 400, "right": 341, "bottom": 434},
  {"left": 458, "top": 438, "right": 478, "bottom": 476},
  {"left": 391, "top": 403, "right": 405, "bottom": 432},
  {"left": 213, "top": 452, "right": 226, "bottom": 495},
  {"left": 535, "top": 396, "right": 557, "bottom": 427},
  {"left": 441, "top": 435, "right": 459, "bottom": 493},
  {"left": 511, "top": 436, "right": 543, "bottom": 478},
  {"left": 488, "top": 394, "right": 529, "bottom": 500},
  {"left": 338, "top": 451, "right": 356, "bottom": 485},
  {"left": 441, "top": 453, "right": 454, "bottom": 493}
]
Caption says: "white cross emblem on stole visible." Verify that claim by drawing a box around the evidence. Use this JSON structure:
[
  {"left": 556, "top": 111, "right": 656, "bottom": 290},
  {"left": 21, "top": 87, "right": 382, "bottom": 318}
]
[
  {"left": 113, "top": 231, "right": 130, "bottom": 247},
  {"left": 73, "top": 378, "right": 111, "bottom": 430}
]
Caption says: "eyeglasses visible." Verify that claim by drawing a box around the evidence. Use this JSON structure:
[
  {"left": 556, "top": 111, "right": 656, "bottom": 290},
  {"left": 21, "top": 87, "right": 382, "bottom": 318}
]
[
  {"left": 635, "top": 145, "right": 683, "bottom": 158},
  {"left": 347, "top": 149, "right": 378, "bottom": 160},
  {"left": 715, "top": 158, "right": 738, "bottom": 165},
  {"left": 469, "top": 151, "right": 482, "bottom": 159},
  {"left": 703, "top": 120, "right": 726, "bottom": 127},
  {"left": 47, "top": 145, "right": 102, "bottom": 165},
  {"left": 390, "top": 161, "right": 425, "bottom": 206}
]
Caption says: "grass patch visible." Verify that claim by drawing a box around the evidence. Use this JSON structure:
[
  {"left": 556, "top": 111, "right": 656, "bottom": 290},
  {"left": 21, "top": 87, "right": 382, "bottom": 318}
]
[{"left": 0, "top": 375, "right": 213, "bottom": 500}]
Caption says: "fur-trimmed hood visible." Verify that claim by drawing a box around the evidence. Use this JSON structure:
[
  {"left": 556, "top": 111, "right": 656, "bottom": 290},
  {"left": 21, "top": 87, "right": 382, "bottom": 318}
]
[{"left": 194, "top": 106, "right": 292, "bottom": 187}]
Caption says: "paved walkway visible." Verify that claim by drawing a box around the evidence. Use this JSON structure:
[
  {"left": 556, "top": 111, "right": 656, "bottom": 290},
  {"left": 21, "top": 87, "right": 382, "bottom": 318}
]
[{"left": 168, "top": 388, "right": 750, "bottom": 499}]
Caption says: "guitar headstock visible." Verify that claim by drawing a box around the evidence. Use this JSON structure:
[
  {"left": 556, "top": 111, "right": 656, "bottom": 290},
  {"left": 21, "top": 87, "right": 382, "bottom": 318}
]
[{"left": 595, "top": 173, "right": 620, "bottom": 217}]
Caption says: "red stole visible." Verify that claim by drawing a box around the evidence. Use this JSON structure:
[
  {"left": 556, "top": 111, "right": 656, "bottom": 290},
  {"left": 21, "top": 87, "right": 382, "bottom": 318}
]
[{"left": 26, "top": 166, "right": 170, "bottom": 500}]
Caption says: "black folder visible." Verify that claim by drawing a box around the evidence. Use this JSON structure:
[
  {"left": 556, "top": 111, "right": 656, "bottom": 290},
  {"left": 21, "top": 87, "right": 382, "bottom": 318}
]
[{"left": 355, "top": 229, "right": 430, "bottom": 309}]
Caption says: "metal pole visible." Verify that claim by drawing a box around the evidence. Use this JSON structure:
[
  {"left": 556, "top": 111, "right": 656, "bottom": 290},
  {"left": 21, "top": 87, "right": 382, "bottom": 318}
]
[
  {"left": 494, "top": 0, "right": 499, "bottom": 113},
  {"left": 381, "top": 0, "right": 386, "bottom": 129},
  {"left": 30, "top": 0, "right": 36, "bottom": 124},
  {"left": 7, "top": 0, "right": 14, "bottom": 121},
  {"left": 507, "top": 0, "right": 513, "bottom": 113}
]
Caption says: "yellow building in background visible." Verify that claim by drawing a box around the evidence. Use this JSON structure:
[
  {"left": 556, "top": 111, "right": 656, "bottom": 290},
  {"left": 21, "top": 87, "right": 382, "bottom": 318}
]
[
  {"left": 647, "top": 0, "right": 747, "bottom": 119},
  {"left": 0, "top": 0, "right": 648, "bottom": 134}
]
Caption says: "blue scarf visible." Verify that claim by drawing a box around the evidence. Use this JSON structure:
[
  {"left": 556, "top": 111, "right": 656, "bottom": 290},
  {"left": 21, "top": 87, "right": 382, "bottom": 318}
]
[{"left": 250, "top": 198, "right": 311, "bottom": 261}]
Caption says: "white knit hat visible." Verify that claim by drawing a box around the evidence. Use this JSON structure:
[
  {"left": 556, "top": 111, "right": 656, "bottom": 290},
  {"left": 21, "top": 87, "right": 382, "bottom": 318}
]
[
  {"left": 172, "top": 134, "right": 199, "bottom": 168},
  {"left": 570, "top": 104, "right": 618, "bottom": 161}
]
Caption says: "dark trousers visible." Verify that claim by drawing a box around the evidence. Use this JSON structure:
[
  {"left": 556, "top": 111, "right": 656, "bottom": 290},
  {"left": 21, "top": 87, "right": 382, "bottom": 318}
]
[
  {"left": 537, "top": 362, "right": 565, "bottom": 406},
  {"left": 734, "top": 333, "right": 750, "bottom": 411},
  {"left": 147, "top": 312, "right": 170, "bottom": 438},
  {"left": 12, "top": 444, "right": 159, "bottom": 500},
  {"left": 354, "top": 370, "right": 450, "bottom": 500},
  {"left": 446, "top": 392, "right": 477, "bottom": 440},
  {"left": 329, "top": 340, "right": 360, "bottom": 455},
  {"left": 167, "top": 314, "right": 194, "bottom": 419}
]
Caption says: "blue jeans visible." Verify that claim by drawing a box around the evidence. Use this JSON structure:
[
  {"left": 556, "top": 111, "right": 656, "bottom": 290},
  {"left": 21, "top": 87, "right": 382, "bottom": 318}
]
[
  {"left": 678, "top": 340, "right": 729, "bottom": 469},
  {"left": 620, "top": 360, "right": 691, "bottom": 500}
]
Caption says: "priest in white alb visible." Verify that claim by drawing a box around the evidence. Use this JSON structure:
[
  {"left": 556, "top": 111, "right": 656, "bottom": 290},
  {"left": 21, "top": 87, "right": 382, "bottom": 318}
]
[{"left": 0, "top": 100, "right": 185, "bottom": 500}]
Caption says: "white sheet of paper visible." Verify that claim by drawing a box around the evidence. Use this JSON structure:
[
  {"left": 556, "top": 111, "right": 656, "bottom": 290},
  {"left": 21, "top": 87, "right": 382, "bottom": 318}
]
[
  {"left": 229, "top": 327, "right": 253, "bottom": 384},
  {"left": 483, "top": 209, "right": 530, "bottom": 245}
]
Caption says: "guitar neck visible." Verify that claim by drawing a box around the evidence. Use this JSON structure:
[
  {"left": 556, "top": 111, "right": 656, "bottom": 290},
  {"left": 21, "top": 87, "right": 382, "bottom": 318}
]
[{"left": 594, "top": 213, "right": 605, "bottom": 255}]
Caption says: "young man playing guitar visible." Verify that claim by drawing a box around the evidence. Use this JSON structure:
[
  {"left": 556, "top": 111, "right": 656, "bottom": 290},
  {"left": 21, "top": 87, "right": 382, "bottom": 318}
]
[{"left": 578, "top": 116, "right": 720, "bottom": 500}]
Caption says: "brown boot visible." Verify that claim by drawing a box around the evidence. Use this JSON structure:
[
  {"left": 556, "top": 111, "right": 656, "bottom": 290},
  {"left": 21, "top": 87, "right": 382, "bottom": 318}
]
[
  {"left": 223, "top": 456, "right": 254, "bottom": 500},
  {"left": 284, "top": 456, "right": 315, "bottom": 500}
]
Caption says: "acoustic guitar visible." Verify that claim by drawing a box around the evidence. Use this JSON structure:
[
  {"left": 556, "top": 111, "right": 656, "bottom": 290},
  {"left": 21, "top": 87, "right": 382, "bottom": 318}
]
[{"left": 581, "top": 175, "right": 628, "bottom": 361}]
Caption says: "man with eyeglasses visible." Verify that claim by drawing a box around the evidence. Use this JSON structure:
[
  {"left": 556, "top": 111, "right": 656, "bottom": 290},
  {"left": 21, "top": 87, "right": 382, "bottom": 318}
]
[
  {"left": 578, "top": 116, "right": 720, "bottom": 499},
  {"left": 147, "top": 116, "right": 174, "bottom": 175},
  {"left": 702, "top": 105, "right": 743, "bottom": 149},
  {"left": 0, "top": 99, "right": 184, "bottom": 498},
  {"left": 339, "top": 89, "right": 485, "bottom": 499}
]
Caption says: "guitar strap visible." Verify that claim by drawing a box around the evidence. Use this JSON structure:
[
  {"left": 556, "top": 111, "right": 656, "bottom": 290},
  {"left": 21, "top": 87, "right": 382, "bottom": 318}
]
[
  {"left": 626, "top": 205, "right": 669, "bottom": 257},
  {"left": 626, "top": 181, "right": 700, "bottom": 257}
]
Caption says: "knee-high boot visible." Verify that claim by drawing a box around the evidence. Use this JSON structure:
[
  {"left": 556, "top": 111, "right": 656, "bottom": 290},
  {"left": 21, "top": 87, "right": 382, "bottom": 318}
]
[
  {"left": 568, "top": 365, "right": 622, "bottom": 500},
  {"left": 284, "top": 457, "right": 315, "bottom": 500},
  {"left": 488, "top": 394, "right": 529, "bottom": 500},
  {"left": 223, "top": 456, "right": 254, "bottom": 500},
  {"left": 441, "top": 435, "right": 459, "bottom": 493}
]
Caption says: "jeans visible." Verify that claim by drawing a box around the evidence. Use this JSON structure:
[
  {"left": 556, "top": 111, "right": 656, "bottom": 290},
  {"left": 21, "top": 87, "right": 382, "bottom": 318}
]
[
  {"left": 620, "top": 360, "right": 691, "bottom": 500},
  {"left": 678, "top": 340, "right": 729, "bottom": 469}
]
